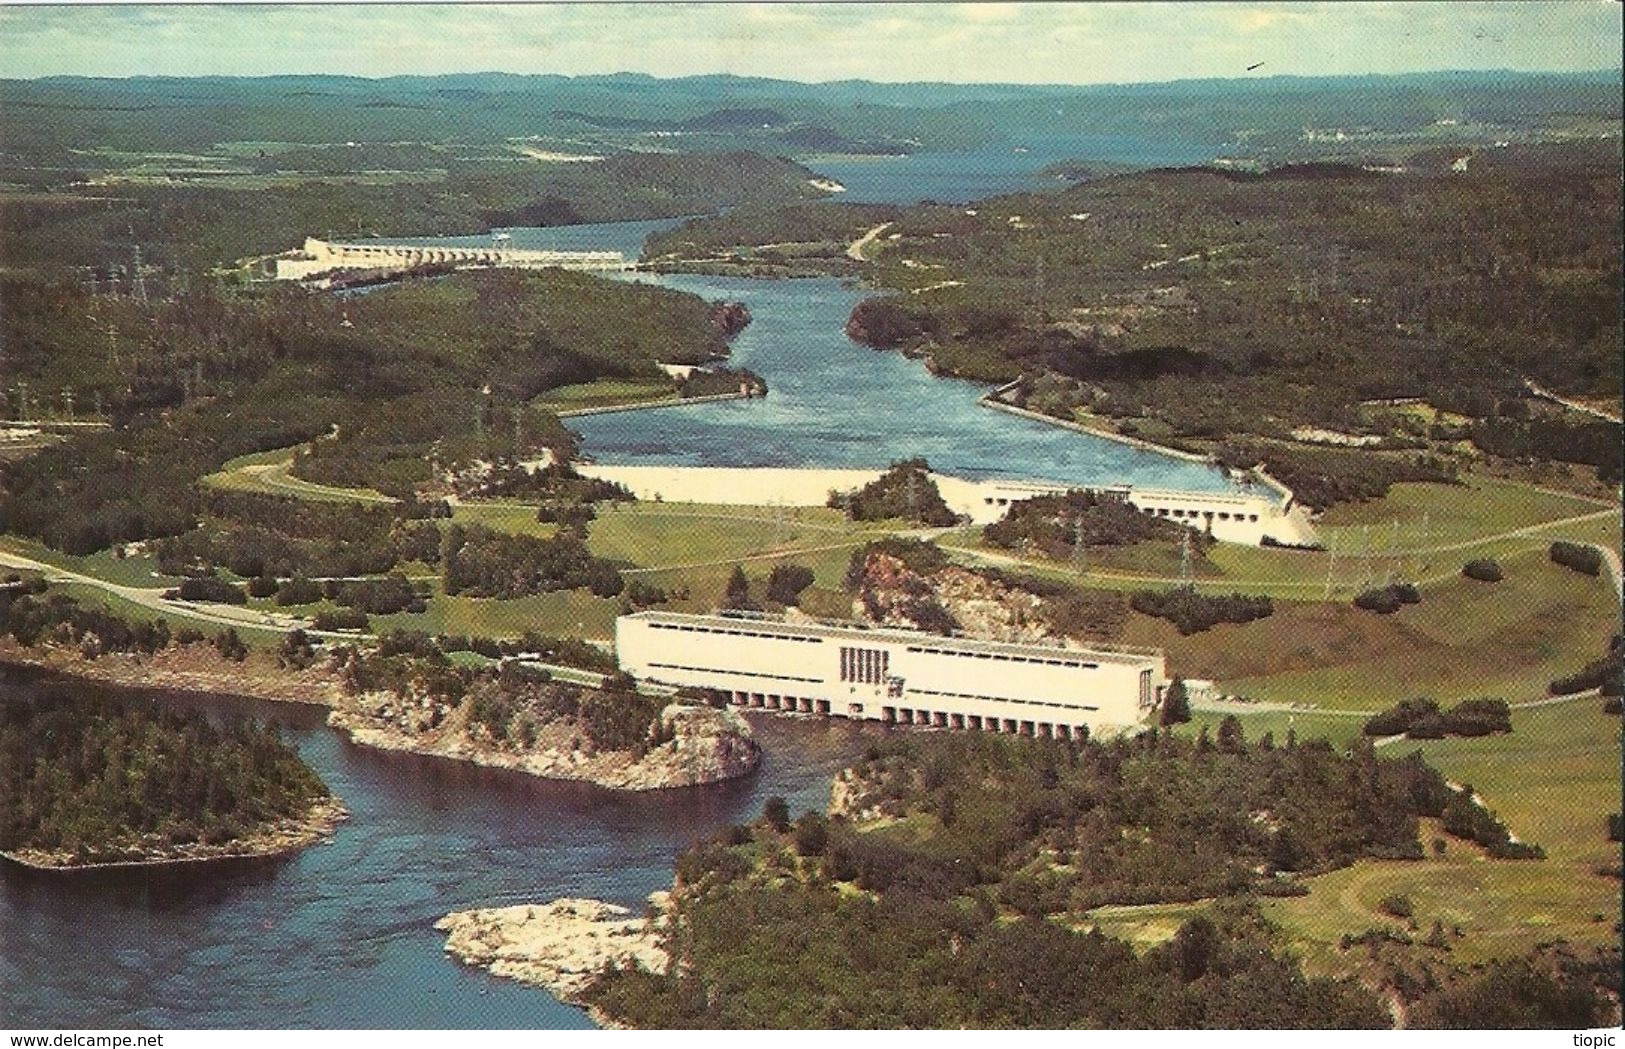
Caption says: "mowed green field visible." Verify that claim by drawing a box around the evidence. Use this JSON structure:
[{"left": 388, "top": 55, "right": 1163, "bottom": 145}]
[
  {"left": 1266, "top": 700, "right": 1622, "bottom": 973},
  {"left": 533, "top": 378, "right": 676, "bottom": 412},
  {"left": 1316, "top": 475, "right": 1610, "bottom": 548},
  {"left": 1126, "top": 547, "right": 1618, "bottom": 712},
  {"left": 203, "top": 447, "right": 395, "bottom": 504}
]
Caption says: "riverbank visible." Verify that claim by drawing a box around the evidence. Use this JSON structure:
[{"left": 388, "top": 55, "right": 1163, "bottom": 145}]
[
  {"left": 1, "top": 796, "right": 348, "bottom": 872},
  {"left": 557, "top": 389, "right": 757, "bottom": 419},
  {"left": 0, "top": 640, "right": 761, "bottom": 792},
  {"left": 437, "top": 896, "right": 669, "bottom": 1024},
  {"left": 979, "top": 384, "right": 1214, "bottom": 465},
  {"left": 329, "top": 700, "right": 762, "bottom": 791}
]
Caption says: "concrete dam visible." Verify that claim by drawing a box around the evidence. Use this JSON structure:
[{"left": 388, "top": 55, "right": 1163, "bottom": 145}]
[{"left": 273, "top": 237, "right": 629, "bottom": 281}]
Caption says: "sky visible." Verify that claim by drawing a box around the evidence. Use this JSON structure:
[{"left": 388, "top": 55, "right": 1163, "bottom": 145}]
[{"left": 0, "top": 2, "right": 1619, "bottom": 84}]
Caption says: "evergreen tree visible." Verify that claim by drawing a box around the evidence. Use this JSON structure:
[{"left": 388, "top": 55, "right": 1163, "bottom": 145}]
[{"left": 1160, "top": 677, "right": 1192, "bottom": 726}]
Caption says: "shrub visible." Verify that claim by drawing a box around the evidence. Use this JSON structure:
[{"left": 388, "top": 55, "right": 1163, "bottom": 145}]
[
  {"left": 793, "top": 812, "right": 829, "bottom": 856},
  {"left": 765, "top": 564, "right": 816, "bottom": 606},
  {"left": 1353, "top": 582, "right": 1420, "bottom": 614},
  {"left": 275, "top": 575, "right": 324, "bottom": 607},
  {"left": 1378, "top": 894, "right": 1414, "bottom": 919},
  {"left": 213, "top": 628, "right": 248, "bottom": 662},
  {"left": 1363, "top": 697, "right": 1510, "bottom": 738},
  {"left": 247, "top": 573, "right": 281, "bottom": 598},
  {"left": 1130, "top": 587, "right": 1273, "bottom": 635},
  {"left": 1549, "top": 541, "right": 1602, "bottom": 576},
  {"left": 762, "top": 796, "right": 791, "bottom": 833},
  {"left": 312, "top": 607, "right": 369, "bottom": 632},
  {"left": 172, "top": 576, "right": 247, "bottom": 605},
  {"left": 1461, "top": 559, "right": 1503, "bottom": 583}
]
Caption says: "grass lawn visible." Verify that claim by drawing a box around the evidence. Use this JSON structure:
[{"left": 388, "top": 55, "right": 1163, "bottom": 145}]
[
  {"left": 534, "top": 378, "right": 676, "bottom": 412},
  {"left": 1316, "top": 476, "right": 1608, "bottom": 550},
  {"left": 1078, "top": 901, "right": 1210, "bottom": 952},
  {"left": 589, "top": 503, "right": 884, "bottom": 569},
  {"left": 0, "top": 534, "right": 180, "bottom": 588},
  {"left": 370, "top": 589, "right": 621, "bottom": 644},
  {"left": 1111, "top": 701, "right": 1621, "bottom": 975},
  {"left": 1127, "top": 548, "right": 1619, "bottom": 712},
  {"left": 203, "top": 447, "right": 395, "bottom": 505},
  {"left": 449, "top": 502, "right": 561, "bottom": 539},
  {"left": 52, "top": 583, "right": 288, "bottom": 647}
]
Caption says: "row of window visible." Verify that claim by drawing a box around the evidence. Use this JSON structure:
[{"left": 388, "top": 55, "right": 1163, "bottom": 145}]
[
  {"left": 904, "top": 644, "right": 1100, "bottom": 669},
  {"left": 646, "top": 621, "right": 823, "bottom": 644},
  {"left": 909, "top": 686, "right": 1100, "bottom": 713},
  {"left": 646, "top": 661, "right": 822, "bottom": 685},
  {"left": 840, "top": 646, "right": 889, "bottom": 684},
  {"left": 1146, "top": 506, "right": 1261, "bottom": 523}
]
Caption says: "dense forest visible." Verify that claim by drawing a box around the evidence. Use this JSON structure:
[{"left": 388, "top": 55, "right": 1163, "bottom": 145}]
[
  {"left": 582, "top": 730, "right": 1589, "bottom": 1028},
  {"left": 662, "top": 147, "right": 1622, "bottom": 499},
  {"left": 828, "top": 459, "right": 959, "bottom": 527},
  {"left": 0, "top": 689, "right": 329, "bottom": 862},
  {"left": 0, "top": 268, "right": 732, "bottom": 553},
  {"left": 0, "top": 151, "right": 834, "bottom": 276},
  {"left": 983, "top": 488, "right": 1189, "bottom": 555}
]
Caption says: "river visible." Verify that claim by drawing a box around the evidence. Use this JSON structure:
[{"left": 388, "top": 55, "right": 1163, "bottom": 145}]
[
  {"left": 6, "top": 142, "right": 1223, "bottom": 1028},
  {"left": 1, "top": 669, "right": 871, "bottom": 1027}
]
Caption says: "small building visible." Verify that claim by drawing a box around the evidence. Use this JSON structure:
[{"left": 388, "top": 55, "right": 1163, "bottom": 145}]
[{"left": 615, "top": 611, "right": 1167, "bottom": 738}]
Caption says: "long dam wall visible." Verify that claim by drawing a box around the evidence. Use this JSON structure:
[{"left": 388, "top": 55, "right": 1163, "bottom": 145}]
[
  {"left": 575, "top": 463, "right": 1316, "bottom": 545},
  {"left": 273, "top": 237, "right": 627, "bottom": 281}
]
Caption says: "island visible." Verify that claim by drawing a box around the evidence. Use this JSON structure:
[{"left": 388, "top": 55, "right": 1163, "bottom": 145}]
[{"left": 0, "top": 688, "right": 345, "bottom": 869}]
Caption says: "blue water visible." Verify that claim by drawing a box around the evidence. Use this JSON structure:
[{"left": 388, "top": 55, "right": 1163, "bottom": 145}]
[
  {"left": 6, "top": 146, "right": 1229, "bottom": 1030},
  {"left": 573, "top": 271, "right": 1232, "bottom": 492},
  {"left": 1, "top": 670, "right": 869, "bottom": 1028},
  {"left": 811, "top": 132, "right": 1220, "bottom": 205}
]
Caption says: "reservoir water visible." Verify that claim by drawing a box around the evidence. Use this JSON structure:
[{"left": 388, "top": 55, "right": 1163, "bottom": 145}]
[
  {"left": 1, "top": 669, "right": 871, "bottom": 1027},
  {"left": 6, "top": 142, "right": 1225, "bottom": 1028}
]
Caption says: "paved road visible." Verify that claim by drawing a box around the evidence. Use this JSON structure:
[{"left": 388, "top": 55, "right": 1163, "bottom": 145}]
[
  {"left": 1524, "top": 378, "right": 1623, "bottom": 424},
  {"left": 846, "top": 222, "right": 893, "bottom": 262}
]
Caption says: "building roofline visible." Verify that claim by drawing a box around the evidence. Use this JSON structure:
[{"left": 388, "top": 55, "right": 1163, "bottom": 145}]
[{"left": 619, "top": 611, "right": 1164, "bottom": 666}]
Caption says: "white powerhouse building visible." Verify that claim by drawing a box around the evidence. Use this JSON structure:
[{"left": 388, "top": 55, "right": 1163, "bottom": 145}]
[{"left": 616, "top": 611, "right": 1167, "bottom": 738}]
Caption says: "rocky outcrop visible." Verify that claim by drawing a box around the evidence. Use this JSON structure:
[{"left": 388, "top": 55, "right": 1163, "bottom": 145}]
[
  {"left": 436, "top": 896, "right": 669, "bottom": 1005},
  {"left": 710, "top": 301, "right": 752, "bottom": 338},
  {"left": 328, "top": 700, "right": 760, "bottom": 791},
  {"left": 3, "top": 796, "right": 348, "bottom": 871},
  {"left": 855, "top": 552, "right": 1053, "bottom": 644}
]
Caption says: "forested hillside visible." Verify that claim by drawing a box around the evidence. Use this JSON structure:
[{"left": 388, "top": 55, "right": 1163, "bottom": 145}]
[
  {"left": 0, "top": 690, "right": 330, "bottom": 864},
  {"left": 0, "top": 268, "right": 734, "bottom": 552}
]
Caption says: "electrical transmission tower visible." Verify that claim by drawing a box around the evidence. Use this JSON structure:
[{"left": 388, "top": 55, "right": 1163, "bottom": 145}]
[{"left": 131, "top": 240, "right": 149, "bottom": 304}]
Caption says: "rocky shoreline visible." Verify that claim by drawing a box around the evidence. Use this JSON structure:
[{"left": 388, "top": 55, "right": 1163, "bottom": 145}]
[
  {"left": 1, "top": 640, "right": 761, "bottom": 792},
  {"left": 436, "top": 895, "right": 670, "bottom": 1023},
  {"left": 329, "top": 700, "right": 761, "bottom": 791},
  {"left": 1, "top": 795, "right": 348, "bottom": 871}
]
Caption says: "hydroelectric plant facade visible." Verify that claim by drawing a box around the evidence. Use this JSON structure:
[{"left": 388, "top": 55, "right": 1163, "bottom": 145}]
[{"left": 616, "top": 611, "right": 1167, "bottom": 738}]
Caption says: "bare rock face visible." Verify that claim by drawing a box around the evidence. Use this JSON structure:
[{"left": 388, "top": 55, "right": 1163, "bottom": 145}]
[
  {"left": 710, "top": 301, "right": 752, "bottom": 338},
  {"left": 328, "top": 698, "right": 760, "bottom": 791},
  {"left": 625, "top": 703, "right": 762, "bottom": 790},
  {"left": 436, "top": 896, "right": 669, "bottom": 1004},
  {"left": 853, "top": 553, "right": 1049, "bottom": 644}
]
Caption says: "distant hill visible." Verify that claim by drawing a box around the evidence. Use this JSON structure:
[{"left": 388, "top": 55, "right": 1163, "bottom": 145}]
[{"left": 2, "top": 68, "right": 1617, "bottom": 163}]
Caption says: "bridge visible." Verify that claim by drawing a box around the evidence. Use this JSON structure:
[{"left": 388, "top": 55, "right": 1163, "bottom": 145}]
[{"left": 273, "top": 237, "right": 628, "bottom": 281}]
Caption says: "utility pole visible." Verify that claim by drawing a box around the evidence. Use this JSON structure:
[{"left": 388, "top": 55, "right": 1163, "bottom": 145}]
[
  {"left": 131, "top": 241, "right": 149, "bottom": 304},
  {"left": 16, "top": 381, "right": 27, "bottom": 422},
  {"left": 1179, "top": 529, "right": 1193, "bottom": 588},
  {"left": 105, "top": 324, "right": 120, "bottom": 367},
  {"left": 61, "top": 388, "right": 74, "bottom": 420}
]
